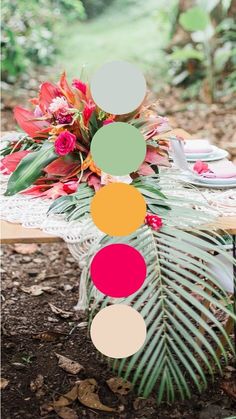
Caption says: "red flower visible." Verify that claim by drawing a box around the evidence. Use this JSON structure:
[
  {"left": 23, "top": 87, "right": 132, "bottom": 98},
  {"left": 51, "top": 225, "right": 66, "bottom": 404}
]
[
  {"left": 193, "top": 160, "right": 210, "bottom": 174},
  {"left": 39, "top": 82, "right": 62, "bottom": 113},
  {"left": 72, "top": 79, "right": 87, "bottom": 95},
  {"left": 0, "top": 150, "right": 30, "bottom": 174},
  {"left": 83, "top": 101, "right": 96, "bottom": 125},
  {"left": 63, "top": 180, "right": 78, "bottom": 194},
  {"left": 14, "top": 106, "right": 51, "bottom": 138},
  {"left": 59, "top": 72, "right": 76, "bottom": 105},
  {"left": 54, "top": 131, "right": 76, "bottom": 156},
  {"left": 145, "top": 213, "right": 163, "bottom": 231}
]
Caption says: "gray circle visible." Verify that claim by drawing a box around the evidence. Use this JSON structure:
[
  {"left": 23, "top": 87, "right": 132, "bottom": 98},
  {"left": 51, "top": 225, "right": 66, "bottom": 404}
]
[{"left": 90, "top": 61, "right": 146, "bottom": 115}]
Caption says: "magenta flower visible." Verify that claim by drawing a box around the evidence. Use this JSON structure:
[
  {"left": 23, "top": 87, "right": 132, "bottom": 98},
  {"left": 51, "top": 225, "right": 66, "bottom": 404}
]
[
  {"left": 57, "top": 112, "right": 73, "bottom": 125},
  {"left": 145, "top": 213, "right": 163, "bottom": 231},
  {"left": 193, "top": 160, "right": 210, "bottom": 174},
  {"left": 54, "top": 131, "right": 76, "bottom": 156},
  {"left": 102, "top": 119, "right": 114, "bottom": 126},
  {"left": 72, "top": 79, "right": 87, "bottom": 95}
]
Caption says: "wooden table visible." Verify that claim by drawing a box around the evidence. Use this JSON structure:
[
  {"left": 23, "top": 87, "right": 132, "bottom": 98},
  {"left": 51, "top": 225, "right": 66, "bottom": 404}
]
[
  {"left": 0, "top": 220, "right": 62, "bottom": 244},
  {"left": 1, "top": 217, "right": 236, "bottom": 244}
]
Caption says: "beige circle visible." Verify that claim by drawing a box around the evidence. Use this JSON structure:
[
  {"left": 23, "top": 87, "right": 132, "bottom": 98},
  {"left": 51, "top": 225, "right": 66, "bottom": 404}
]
[{"left": 90, "top": 304, "right": 146, "bottom": 358}]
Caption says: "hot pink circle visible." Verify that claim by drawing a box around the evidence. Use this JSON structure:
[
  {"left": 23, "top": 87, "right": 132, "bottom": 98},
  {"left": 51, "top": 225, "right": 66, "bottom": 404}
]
[{"left": 90, "top": 244, "right": 146, "bottom": 298}]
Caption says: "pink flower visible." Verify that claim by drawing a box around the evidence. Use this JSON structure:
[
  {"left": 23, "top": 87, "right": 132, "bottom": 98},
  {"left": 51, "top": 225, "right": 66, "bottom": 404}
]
[
  {"left": 49, "top": 96, "right": 69, "bottom": 114},
  {"left": 34, "top": 105, "right": 43, "bottom": 118},
  {"left": 72, "top": 79, "right": 87, "bottom": 95},
  {"left": 102, "top": 119, "right": 114, "bottom": 126},
  {"left": 145, "top": 213, "right": 163, "bottom": 231},
  {"left": 193, "top": 160, "right": 210, "bottom": 174},
  {"left": 87, "top": 174, "right": 101, "bottom": 191},
  {"left": 54, "top": 131, "right": 76, "bottom": 156},
  {"left": 48, "top": 96, "right": 73, "bottom": 124}
]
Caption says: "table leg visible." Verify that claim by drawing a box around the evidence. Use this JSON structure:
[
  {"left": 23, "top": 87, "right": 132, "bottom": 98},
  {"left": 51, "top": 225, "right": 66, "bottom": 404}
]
[{"left": 233, "top": 234, "right": 236, "bottom": 354}]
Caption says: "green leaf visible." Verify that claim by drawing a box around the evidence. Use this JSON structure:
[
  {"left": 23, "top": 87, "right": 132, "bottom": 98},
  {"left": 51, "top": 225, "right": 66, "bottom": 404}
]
[
  {"left": 48, "top": 183, "right": 94, "bottom": 221},
  {"left": 5, "top": 143, "right": 57, "bottom": 196},
  {"left": 169, "top": 47, "right": 204, "bottom": 62},
  {"left": 179, "top": 7, "right": 210, "bottom": 32}
]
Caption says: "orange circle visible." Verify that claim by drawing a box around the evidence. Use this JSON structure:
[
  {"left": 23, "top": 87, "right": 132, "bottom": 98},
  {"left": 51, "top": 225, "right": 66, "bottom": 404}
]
[{"left": 90, "top": 183, "right": 146, "bottom": 236}]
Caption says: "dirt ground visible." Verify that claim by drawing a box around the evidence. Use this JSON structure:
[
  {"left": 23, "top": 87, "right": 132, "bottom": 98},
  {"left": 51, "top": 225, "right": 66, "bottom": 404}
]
[{"left": 1, "top": 243, "right": 236, "bottom": 419}]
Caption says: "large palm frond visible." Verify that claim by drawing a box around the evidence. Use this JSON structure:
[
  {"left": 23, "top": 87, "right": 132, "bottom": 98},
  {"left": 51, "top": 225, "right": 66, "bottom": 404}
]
[
  {"left": 48, "top": 174, "right": 235, "bottom": 402},
  {"left": 81, "top": 176, "right": 235, "bottom": 403}
]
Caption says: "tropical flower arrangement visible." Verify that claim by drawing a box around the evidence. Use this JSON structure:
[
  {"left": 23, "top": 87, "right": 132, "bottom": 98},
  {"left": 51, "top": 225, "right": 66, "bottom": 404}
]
[
  {"left": 1, "top": 72, "right": 235, "bottom": 404},
  {"left": 1, "top": 72, "right": 170, "bottom": 206}
]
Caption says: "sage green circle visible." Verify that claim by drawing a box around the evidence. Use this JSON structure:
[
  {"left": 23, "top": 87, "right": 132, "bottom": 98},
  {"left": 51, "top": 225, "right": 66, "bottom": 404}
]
[
  {"left": 91, "top": 122, "right": 146, "bottom": 176},
  {"left": 90, "top": 61, "right": 146, "bottom": 115}
]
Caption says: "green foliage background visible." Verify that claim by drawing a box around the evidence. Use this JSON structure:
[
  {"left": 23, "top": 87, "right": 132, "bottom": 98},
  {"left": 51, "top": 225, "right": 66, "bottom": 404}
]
[{"left": 1, "top": 0, "right": 85, "bottom": 81}]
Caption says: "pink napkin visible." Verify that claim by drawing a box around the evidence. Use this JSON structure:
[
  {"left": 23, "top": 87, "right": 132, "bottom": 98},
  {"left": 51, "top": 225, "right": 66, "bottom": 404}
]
[
  {"left": 184, "top": 139, "right": 213, "bottom": 154},
  {"left": 194, "top": 160, "right": 236, "bottom": 179}
]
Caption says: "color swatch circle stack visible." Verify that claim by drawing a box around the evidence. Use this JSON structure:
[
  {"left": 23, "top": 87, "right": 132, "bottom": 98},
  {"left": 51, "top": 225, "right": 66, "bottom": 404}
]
[{"left": 89, "top": 61, "right": 147, "bottom": 359}]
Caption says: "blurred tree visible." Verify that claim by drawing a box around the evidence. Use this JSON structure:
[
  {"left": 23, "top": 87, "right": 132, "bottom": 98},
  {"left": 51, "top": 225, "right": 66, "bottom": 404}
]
[
  {"left": 1, "top": 0, "right": 85, "bottom": 82},
  {"left": 81, "top": 0, "right": 114, "bottom": 19}
]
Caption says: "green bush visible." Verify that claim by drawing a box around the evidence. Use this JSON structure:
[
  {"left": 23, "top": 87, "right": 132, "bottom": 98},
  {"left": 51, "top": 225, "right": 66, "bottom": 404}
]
[{"left": 1, "top": 0, "right": 85, "bottom": 82}]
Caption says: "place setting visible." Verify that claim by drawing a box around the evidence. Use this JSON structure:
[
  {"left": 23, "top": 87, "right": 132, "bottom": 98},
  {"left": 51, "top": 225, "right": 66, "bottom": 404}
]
[{"left": 170, "top": 136, "right": 236, "bottom": 189}]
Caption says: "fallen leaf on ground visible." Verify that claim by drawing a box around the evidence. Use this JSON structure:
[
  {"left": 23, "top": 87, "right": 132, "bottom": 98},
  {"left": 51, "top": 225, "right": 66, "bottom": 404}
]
[
  {"left": 56, "top": 407, "right": 78, "bottom": 419},
  {"left": 55, "top": 353, "right": 84, "bottom": 375},
  {"left": 32, "top": 331, "right": 66, "bottom": 342},
  {"left": 221, "top": 378, "right": 236, "bottom": 400},
  {"left": 21, "top": 285, "right": 54, "bottom": 296},
  {"left": 0, "top": 378, "right": 9, "bottom": 389},
  {"left": 40, "top": 384, "right": 79, "bottom": 415},
  {"left": 13, "top": 243, "right": 38, "bottom": 254},
  {"left": 77, "top": 321, "right": 88, "bottom": 328},
  {"left": 106, "top": 377, "right": 132, "bottom": 395},
  {"left": 77, "top": 378, "right": 115, "bottom": 412},
  {"left": 49, "top": 303, "right": 73, "bottom": 319},
  {"left": 30, "top": 374, "right": 45, "bottom": 398}
]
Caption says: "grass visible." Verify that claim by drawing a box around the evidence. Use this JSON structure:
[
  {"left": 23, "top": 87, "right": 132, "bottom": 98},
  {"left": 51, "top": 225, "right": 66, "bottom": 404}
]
[{"left": 54, "top": 0, "right": 176, "bottom": 90}]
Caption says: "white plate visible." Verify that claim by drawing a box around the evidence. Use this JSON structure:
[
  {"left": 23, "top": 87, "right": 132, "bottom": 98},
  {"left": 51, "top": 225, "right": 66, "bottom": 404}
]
[
  {"left": 184, "top": 150, "right": 213, "bottom": 159},
  {"left": 185, "top": 146, "right": 228, "bottom": 162},
  {"left": 180, "top": 177, "right": 236, "bottom": 189},
  {"left": 192, "top": 176, "right": 236, "bottom": 186}
]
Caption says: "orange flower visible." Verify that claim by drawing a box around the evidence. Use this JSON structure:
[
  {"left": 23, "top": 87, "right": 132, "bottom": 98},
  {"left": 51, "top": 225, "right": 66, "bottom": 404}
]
[
  {"left": 81, "top": 153, "right": 101, "bottom": 176},
  {"left": 49, "top": 126, "right": 66, "bottom": 137}
]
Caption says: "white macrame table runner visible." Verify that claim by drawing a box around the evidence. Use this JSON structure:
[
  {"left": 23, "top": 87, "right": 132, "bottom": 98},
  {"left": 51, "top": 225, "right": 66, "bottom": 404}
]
[{"left": 1, "top": 166, "right": 236, "bottom": 309}]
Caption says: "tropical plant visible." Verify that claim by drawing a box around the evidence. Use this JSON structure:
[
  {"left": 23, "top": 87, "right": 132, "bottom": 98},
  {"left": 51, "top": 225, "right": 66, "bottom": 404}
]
[
  {"left": 168, "top": 0, "right": 236, "bottom": 101},
  {"left": 49, "top": 173, "right": 236, "bottom": 402},
  {"left": 78, "top": 175, "right": 235, "bottom": 403}
]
